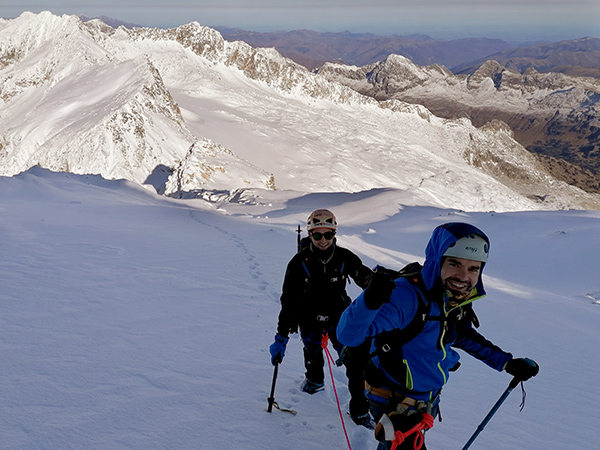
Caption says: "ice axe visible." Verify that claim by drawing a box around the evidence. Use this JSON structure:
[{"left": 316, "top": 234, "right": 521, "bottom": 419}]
[
  {"left": 267, "top": 362, "right": 297, "bottom": 415},
  {"left": 266, "top": 362, "right": 279, "bottom": 413}
]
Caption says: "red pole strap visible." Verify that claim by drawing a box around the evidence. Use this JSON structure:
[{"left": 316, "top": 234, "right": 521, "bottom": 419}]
[{"left": 390, "top": 412, "right": 434, "bottom": 450}]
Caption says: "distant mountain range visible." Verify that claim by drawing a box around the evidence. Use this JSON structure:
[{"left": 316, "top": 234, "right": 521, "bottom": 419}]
[
  {"left": 216, "top": 28, "right": 513, "bottom": 71},
  {"left": 453, "top": 37, "right": 600, "bottom": 78},
  {"left": 72, "top": 20, "right": 600, "bottom": 78},
  {"left": 217, "top": 28, "right": 600, "bottom": 78}
]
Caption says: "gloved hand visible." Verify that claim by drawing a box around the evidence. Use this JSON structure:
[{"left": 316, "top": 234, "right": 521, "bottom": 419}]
[
  {"left": 505, "top": 357, "right": 539, "bottom": 382},
  {"left": 269, "top": 334, "right": 289, "bottom": 365},
  {"left": 364, "top": 270, "right": 396, "bottom": 310}
]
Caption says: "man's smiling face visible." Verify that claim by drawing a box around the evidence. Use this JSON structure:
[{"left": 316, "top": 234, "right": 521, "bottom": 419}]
[{"left": 440, "top": 256, "right": 482, "bottom": 300}]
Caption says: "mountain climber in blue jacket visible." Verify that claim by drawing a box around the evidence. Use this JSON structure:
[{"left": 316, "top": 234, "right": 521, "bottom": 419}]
[
  {"left": 336, "top": 222, "right": 539, "bottom": 449},
  {"left": 269, "top": 209, "right": 374, "bottom": 428}
]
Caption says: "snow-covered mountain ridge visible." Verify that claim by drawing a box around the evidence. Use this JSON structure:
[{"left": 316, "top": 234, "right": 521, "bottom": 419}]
[
  {"left": 1, "top": 11, "right": 599, "bottom": 211},
  {"left": 317, "top": 55, "right": 600, "bottom": 193}
]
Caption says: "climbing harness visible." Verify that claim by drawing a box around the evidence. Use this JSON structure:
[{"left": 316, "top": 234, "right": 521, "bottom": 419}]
[
  {"left": 376, "top": 411, "right": 434, "bottom": 450},
  {"left": 369, "top": 382, "right": 436, "bottom": 450}
]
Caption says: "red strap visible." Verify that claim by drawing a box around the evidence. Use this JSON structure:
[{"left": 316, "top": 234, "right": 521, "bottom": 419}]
[
  {"left": 321, "top": 332, "right": 329, "bottom": 349},
  {"left": 321, "top": 332, "right": 353, "bottom": 450},
  {"left": 390, "top": 412, "right": 434, "bottom": 450}
]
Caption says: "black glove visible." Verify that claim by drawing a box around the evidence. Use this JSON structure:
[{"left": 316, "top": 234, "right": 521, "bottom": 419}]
[
  {"left": 505, "top": 357, "right": 539, "bottom": 382},
  {"left": 364, "top": 270, "right": 396, "bottom": 310}
]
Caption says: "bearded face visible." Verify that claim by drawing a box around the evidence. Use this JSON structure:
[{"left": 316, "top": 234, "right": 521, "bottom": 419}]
[{"left": 440, "top": 256, "right": 482, "bottom": 300}]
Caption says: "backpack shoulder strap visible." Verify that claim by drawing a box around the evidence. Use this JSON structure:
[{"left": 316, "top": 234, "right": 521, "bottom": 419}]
[
  {"left": 298, "top": 236, "right": 312, "bottom": 253},
  {"left": 370, "top": 270, "right": 436, "bottom": 358},
  {"left": 386, "top": 273, "right": 431, "bottom": 347}
]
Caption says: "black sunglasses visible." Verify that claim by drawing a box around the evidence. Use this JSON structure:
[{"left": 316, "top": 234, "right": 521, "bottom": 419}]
[{"left": 311, "top": 231, "right": 335, "bottom": 241}]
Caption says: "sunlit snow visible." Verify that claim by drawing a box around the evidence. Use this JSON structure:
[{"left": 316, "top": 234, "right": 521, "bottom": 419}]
[{"left": 1, "top": 168, "right": 598, "bottom": 449}]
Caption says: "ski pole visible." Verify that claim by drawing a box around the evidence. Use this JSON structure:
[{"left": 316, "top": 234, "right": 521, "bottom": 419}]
[
  {"left": 461, "top": 377, "right": 520, "bottom": 450},
  {"left": 267, "top": 362, "right": 279, "bottom": 413}
]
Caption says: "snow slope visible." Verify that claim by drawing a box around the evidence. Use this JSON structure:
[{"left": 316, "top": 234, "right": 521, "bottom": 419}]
[{"left": 1, "top": 168, "right": 598, "bottom": 449}]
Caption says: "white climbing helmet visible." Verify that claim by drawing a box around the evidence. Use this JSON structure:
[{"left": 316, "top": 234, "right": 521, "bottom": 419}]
[
  {"left": 306, "top": 209, "right": 337, "bottom": 231},
  {"left": 443, "top": 234, "right": 489, "bottom": 263}
]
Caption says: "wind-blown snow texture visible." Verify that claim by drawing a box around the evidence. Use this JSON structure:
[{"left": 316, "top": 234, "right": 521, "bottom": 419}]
[
  {"left": 1, "top": 12, "right": 600, "bottom": 211},
  {"left": 1, "top": 168, "right": 598, "bottom": 449}
]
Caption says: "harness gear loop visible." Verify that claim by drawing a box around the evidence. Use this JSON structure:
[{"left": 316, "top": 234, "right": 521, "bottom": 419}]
[
  {"left": 365, "top": 382, "right": 432, "bottom": 411},
  {"left": 390, "top": 412, "right": 434, "bottom": 450}
]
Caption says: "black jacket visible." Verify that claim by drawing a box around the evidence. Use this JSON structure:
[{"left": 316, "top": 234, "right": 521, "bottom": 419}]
[{"left": 276, "top": 242, "right": 372, "bottom": 337}]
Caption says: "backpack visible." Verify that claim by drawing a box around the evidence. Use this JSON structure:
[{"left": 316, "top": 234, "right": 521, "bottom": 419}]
[
  {"left": 370, "top": 262, "right": 430, "bottom": 348},
  {"left": 366, "top": 261, "right": 482, "bottom": 388},
  {"left": 370, "top": 261, "right": 480, "bottom": 354}
]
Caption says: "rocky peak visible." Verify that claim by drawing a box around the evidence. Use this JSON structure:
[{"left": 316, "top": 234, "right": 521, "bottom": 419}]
[{"left": 1, "top": 12, "right": 599, "bottom": 211}]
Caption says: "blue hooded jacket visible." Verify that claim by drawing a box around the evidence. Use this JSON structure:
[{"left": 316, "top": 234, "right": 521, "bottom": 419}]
[{"left": 336, "top": 222, "right": 512, "bottom": 399}]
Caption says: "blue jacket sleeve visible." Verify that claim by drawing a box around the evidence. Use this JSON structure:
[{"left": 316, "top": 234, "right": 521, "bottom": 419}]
[
  {"left": 336, "top": 282, "right": 418, "bottom": 347},
  {"left": 452, "top": 326, "right": 513, "bottom": 371}
]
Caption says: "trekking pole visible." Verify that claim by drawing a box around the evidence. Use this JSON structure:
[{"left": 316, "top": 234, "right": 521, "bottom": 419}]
[
  {"left": 267, "top": 362, "right": 279, "bottom": 413},
  {"left": 461, "top": 377, "right": 520, "bottom": 450}
]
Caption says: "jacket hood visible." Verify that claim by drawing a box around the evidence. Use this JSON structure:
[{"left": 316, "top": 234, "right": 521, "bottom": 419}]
[{"left": 421, "top": 222, "right": 490, "bottom": 294}]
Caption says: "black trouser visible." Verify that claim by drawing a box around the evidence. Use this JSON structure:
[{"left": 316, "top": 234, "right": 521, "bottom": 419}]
[
  {"left": 300, "top": 327, "right": 371, "bottom": 417},
  {"left": 301, "top": 327, "right": 341, "bottom": 383},
  {"left": 344, "top": 340, "right": 371, "bottom": 417}
]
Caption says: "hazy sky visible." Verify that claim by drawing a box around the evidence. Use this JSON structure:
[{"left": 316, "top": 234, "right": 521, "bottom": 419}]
[{"left": 2, "top": 0, "right": 599, "bottom": 42}]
